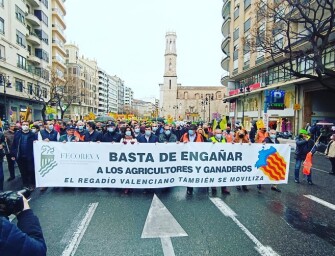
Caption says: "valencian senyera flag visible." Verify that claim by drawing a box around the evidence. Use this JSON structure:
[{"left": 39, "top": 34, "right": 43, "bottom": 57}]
[{"left": 255, "top": 146, "right": 286, "bottom": 181}]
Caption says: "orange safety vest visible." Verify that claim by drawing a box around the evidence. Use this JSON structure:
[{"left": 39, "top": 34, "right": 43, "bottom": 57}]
[
  {"left": 180, "top": 133, "right": 204, "bottom": 142},
  {"left": 255, "top": 131, "right": 268, "bottom": 143},
  {"left": 225, "top": 133, "right": 234, "bottom": 143},
  {"left": 74, "top": 130, "right": 85, "bottom": 141}
]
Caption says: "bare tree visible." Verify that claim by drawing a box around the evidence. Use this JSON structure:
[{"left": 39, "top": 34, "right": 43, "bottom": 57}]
[{"left": 249, "top": 0, "right": 335, "bottom": 91}]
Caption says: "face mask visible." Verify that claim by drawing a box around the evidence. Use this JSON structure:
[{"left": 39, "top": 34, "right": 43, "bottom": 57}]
[
  {"left": 226, "top": 129, "right": 230, "bottom": 134},
  {"left": 145, "top": 130, "right": 152, "bottom": 136},
  {"left": 165, "top": 130, "right": 171, "bottom": 136},
  {"left": 152, "top": 127, "right": 158, "bottom": 132},
  {"left": 22, "top": 125, "right": 29, "bottom": 131},
  {"left": 107, "top": 127, "right": 114, "bottom": 132},
  {"left": 78, "top": 125, "right": 84, "bottom": 131},
  {"left": 215, "top": 134, "right": 222, "bottom": 140},
  {"left": 270, "top": 134, "right": 276, "bottom": 139},
  {"left": 134, "top": 128, "right": 140, "bottom": 133},
  {"left": 188, "top": 130, "right": 194, "bottom": 136},
  {"left": 125, "top": 131, "right": 131, "bottom": 136},
  {"left": 31, "top": 128, "right": 37, "bottom": 133},
  {"left": 48, "top": 125, "right": 54, "bottom": 130},
  {"left": 239, "top": 134, "right": 244, "bottom": 138},
  {"left": 204, "top": 128, "right": 208, "bottom": 133}
]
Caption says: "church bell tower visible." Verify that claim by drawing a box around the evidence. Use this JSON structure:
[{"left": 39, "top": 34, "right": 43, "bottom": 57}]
[{"left": 159, "top": 32, "right": 178, "bottom": 119}]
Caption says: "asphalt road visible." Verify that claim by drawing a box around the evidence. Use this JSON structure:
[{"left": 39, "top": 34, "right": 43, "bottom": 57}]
[{"left": 4, "top": 152, "right": 335, "bottom": 256}]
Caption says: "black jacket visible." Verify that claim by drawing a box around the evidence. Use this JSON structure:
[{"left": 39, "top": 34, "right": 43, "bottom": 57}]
[
  {"left": 102, "top": 131, "right": 122, "bottom": 142},
  {"left": 0, "top": 209, "right": 47, "bottom": 256},
  {"left": 84, "top": 130, "right": 102, "bottom": 142},
  {"left": 295, "top": 136, "right": 314, "bottom": 160},
  {"left": 11, "top": 130, "right": 36, "bottom": 159}
]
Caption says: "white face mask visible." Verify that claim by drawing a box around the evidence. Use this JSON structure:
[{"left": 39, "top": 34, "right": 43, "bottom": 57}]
[
  {"left": 107, "top": 127, "right": 114, "bottom": 132},
  {"left": 215, "top": 134, "right": 222, "bottom": 140},
  {"left": 134, "top": 128, "right": 140, "bottom": 133},
  {"left": 22, "top": 125, "right": 29, "bottom": 131},
  {"left": 48, "top": 125, "right": 54, "bottom": 130},
  {"left": 31, "top": 128, "right": 37, "bottom": 133}
]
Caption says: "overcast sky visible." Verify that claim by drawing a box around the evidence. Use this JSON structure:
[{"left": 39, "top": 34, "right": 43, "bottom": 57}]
[{"left": 64, "top": 0, "right": 223, "bottom": 101}]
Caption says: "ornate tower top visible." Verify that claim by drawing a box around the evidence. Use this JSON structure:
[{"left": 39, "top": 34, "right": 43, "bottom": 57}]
[{"left": 164, "top": 32, "right": 177, "bottom": 77}]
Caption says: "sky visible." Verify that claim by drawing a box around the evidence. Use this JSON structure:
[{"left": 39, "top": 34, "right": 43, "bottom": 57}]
[{"left": 64, "top": 0, "right": 223, "bottom": 101}]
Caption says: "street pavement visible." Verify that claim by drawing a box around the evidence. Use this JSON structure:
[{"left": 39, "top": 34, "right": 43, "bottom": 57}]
[{"left": 3, "top": 151, "right": 335, "bottom": 256}]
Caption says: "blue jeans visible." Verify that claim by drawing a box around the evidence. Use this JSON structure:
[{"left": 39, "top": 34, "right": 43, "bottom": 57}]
[
  {"left": 295, "top": 158, "right": 312, "bottom": 182},
  {"left": 0, "top": 162, "right": 3, "bottom": 191}
]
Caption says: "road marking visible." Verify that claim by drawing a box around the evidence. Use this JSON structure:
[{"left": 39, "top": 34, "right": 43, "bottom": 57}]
[
  {"left": 304, "top": 195, "right": 335, "bottom": 211},
  {"left": 210, "top": 197, "right": 280, "bottom": 256},
  {"left": 61, "top": 202, "right": 99, "bottom": 256},
  {"left": 142, "top": 194, "right": 188, "bottom": 256}
]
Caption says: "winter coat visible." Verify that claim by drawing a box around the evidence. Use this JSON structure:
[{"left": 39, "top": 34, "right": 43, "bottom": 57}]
[
  {"left": 11, "top": 131, "right": 36, "bottom": 159},
  {"left": 295, "top": 136, "right": 314, "bottom": 160},
  {"left": 0, "top": 209, "right": 47, "bottom": 256}
]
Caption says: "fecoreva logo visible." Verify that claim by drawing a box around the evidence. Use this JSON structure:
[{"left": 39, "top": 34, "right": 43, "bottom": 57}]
[
  {"left": 38, "top": 145, "right": 57, "bottom": 177},
  {"left": 255, "top": 146, "right": 286, "bottom": 181}
]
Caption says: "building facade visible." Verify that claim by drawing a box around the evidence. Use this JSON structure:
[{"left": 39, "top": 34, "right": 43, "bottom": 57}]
[
  {"left": 221, "top": 0, "right": 335, "bottom": 133},
  {"left": 124, "top": 86, "right": 133, "bottom": 115},
  {"left": 0, "top": 0, "right": 68, "bottom": 122},
  {"left": 64, "top": 43, "right": 99, "bottom": 119},
  {"left": 159, "top": 32, "right": 228, "bottom": 122}
]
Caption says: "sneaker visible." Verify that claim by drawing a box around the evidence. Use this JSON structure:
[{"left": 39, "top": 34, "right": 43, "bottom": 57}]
[
  {"left": 242, "top": 186, "right": 249, "bottom": 192},
  {"left": 221, "top": 188, "right": 230, "bottom": 195},
  {"left": 236, "top": 186, "right": 241, "bottom": 191},
  {"left": 308, "top": 181, "right": 313, "bottom": 185},
  {"left": 212, "top": 188, "right": 217, "bottom": 194},
  {"left": 257, "top": 185, "right": 261, "bottom": 190},
  {"left": 271, "top": 186, "right": 281, "bottom": 192},
  {"left": 294, "top": 179, "right": 300, "bottom": 183}
]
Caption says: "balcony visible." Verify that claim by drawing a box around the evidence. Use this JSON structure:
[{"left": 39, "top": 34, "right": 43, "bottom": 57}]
[
  {"left": 221, "top": 35, "right": 230, "bottom": 53},
  {"left": 52, "top": 55, "right": 66, "bottom": 69},
  {"left": 52, "top": 39, "right": 66, "bottom": 56},
  {"left": 222, "top": 0, "right": 231, "bottom": 19},
  {"left": 26, "top": 0, "right": 39, "bottom": 7},
  {"left": 52, "top": 24, "right": 66, "bottom": 42},
  {"left": 55, "top": 0, "right": 67, "bottom": 15},
  {"left": 221, "top": 55, "right": 230, "bottom": 70},
  {"left": 27, "top": 54, "right": 41, "bottom": 65},
  {"left": 52, "top": 8, "right": 67, "bottom": 29},
  {"left": 26, "top": 32, "right": 41, "bottom": 45},
  {"left": 25, "top": 13, "right": 40, "bottom": 26}
]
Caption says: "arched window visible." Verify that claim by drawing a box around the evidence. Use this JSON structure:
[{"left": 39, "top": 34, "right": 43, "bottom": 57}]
[
  {"left": 195, "top": 93, "right": 200, "bottom": 100},
  {"left": 184, "top": 91, "right": 188, "bottom": 99},
  {"left": 216, "top": 91, "right": 222, "bottom": 99}
]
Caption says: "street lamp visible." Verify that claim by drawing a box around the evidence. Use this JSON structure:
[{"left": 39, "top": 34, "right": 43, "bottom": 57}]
[
  {"left": 239, "top": 84, "right": 250, "bottom": 127},
  {"left": 201, "top": 94, "right": 214, "bottom": 122},
  {"left": 106, "top": 77, "right": 109, "bottom": 114},
  {"left": 0, "top": 74, "right": 12, "bottom": 121}
]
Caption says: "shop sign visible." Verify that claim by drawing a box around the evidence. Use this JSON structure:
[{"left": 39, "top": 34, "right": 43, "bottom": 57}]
[{"left": 268, "top": 90, "right": 285, "bottom": 110}]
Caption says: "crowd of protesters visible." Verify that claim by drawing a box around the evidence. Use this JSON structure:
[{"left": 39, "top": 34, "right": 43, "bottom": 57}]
[{"left": 0, "top": 118, "right": 334, "bottom": 195}]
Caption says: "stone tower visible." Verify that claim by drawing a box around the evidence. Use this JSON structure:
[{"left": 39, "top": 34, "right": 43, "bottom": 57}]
[{"left": 159, "top": 32, "right": 178, "bottom": 118}]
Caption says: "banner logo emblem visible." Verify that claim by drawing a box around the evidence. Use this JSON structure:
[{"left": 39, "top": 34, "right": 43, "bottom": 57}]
[{"left": 39, "top": 145, "right": 57, "bottom": 177}]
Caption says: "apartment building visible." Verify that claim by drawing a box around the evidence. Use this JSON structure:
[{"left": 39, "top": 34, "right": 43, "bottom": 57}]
[
  {"left": 116, "top": 76, "right": 125, "bottom": 114},
  {"left": 124, "top": 86, "right": 133, "bottom": 114},
  {"left": 64, "top": 43, "right": 99, "bottom": 119},
  {"left": 98, "top": 68, "right": 118, "bottom": 115},
  {"left": 221, "top": 0, "right": 335, "bottom": 132},
  {"left": 0, "top": 0, "right": 54, "bottom": 121},
  {"left": 51, "top": 0, "right": 67, "bottom": 80}
]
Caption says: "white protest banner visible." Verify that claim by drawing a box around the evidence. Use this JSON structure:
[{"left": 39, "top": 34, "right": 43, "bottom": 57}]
[{"left": 33, "top": 141, "right": 291, "bottom": 188}]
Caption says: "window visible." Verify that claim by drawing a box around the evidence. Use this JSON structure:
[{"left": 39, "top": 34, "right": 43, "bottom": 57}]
[
  {"left": 233, "top": 28, "right": 239, "bottom": 41},
  {"left": 244, "top": 18, "right": 251, "bottom": 32},
  {"left": 17, "top": 54, "right": 26, "bottom": 69},
  {"left": 16, "top": 30, "right": 26, "bottom": 48},
  {"left": 35, "top": 85, "right": 40, "bottom": 96},
  {"left": 27, "top": 83, "right": 33, "bottom": 95},
  {"left": 42, "top": 88, "right": 47, "bottom": 98},
  {"left": 15, "top": 5, "right": 25, "bottom": 24},
  {"left": 0, "top": 44, "right": 5, "bottom": 60},
  {"left": 35, "top": 29, "right": 49, "bottom": 44},
  {"left": 244, "top": 0, "right": 251, "bottom": 10},
  {"left": 35, "top": 48, "right": 49, "bottom": 62},
  {"left": 169, "top": 80, "right": 171, "bottom": 89},
  {"left": 34, "top": 10, "right": 48, "bottom": 26},
  {"left": 0, "top": 17, "right": 4, "bottom": 34},
  {"left": 40, "top": 0, "right": 48, "bottom": 9},
  {"left": 234, "top": 7, "right": 240, "bottom": 20},
  {"left": 15, "top": 79, "right": 23, "bottom": 92}
]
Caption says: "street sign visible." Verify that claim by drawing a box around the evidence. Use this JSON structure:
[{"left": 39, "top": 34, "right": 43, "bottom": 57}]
[{"left": 293, "top": 104, "right": 301, "bottom": 110}]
